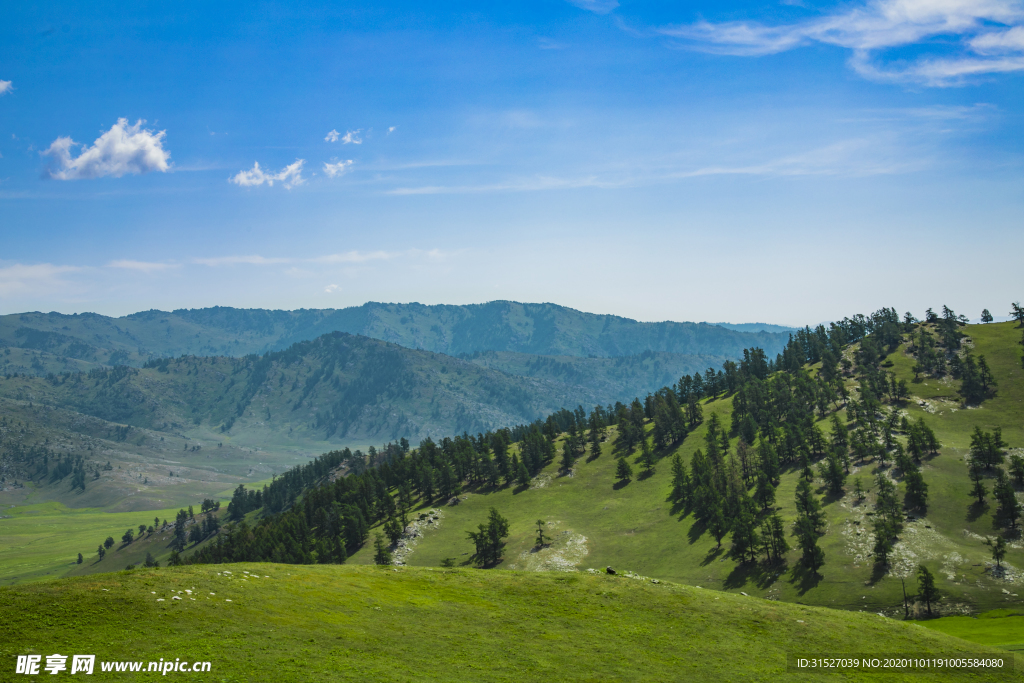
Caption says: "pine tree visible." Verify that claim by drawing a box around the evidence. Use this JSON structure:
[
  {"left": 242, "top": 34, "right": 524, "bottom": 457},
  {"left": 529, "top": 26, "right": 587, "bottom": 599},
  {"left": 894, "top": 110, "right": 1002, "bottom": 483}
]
[
  {"left": 615, "top": 457, "right": 633, "bottom": 484},
  {"left": 903, "top": 469, "right": 929, "bottom": 512},
  {"left": 639, "top": 437, "right": 655, "bottom": 474},
  {"left": 77, "top": 553, "right": 83, "bottom": 564},
  {"left": 754, "top": 470, "right": 776, "bottom": 511},
  {"left": 986, "top": 536, "right": 1007, "bottom": 569},
  {"left": 372, "top": 532, "right": 392, "bottom": 565},
  {"left": 670, "top": 454, "right": 691, "bottom": 504},
  {"left": 794, "top": 514, "right": 824, "bottom": 572},
  {"left": 730, "top": 499, "right": 760, "bottom": 563},
  {"left": 535, "top": 520, "right": 547, "bottom": 547},
  {"left": 707, "top": 501, "right": 729, "bottom": 549},
  {"left": 516, "top": 459, "right": 531, "bottom": 488},
  {"left": 97, "top": 544, "right": 105, "bottom": 560},
  {"left": 917, "top": 565, "right": 940, "bottom": 615},
  {"left": 968, "top": 462, "right": 988, "bottom": 505},
  {"left": 384, "top": 513, "right": 403, "bottom": 544},
  {"left": 466, "top": 507, "right": 510, "bottom": 567}
]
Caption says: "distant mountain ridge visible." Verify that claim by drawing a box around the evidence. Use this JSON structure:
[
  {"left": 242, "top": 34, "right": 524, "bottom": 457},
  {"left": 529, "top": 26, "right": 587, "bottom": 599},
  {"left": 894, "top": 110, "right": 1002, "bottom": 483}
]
[
  {"left": 0, "top": 302, "right": 790, "bottom": 370},
  {"left": 702, "top": 322, "right": 799, "bottom": 334}
]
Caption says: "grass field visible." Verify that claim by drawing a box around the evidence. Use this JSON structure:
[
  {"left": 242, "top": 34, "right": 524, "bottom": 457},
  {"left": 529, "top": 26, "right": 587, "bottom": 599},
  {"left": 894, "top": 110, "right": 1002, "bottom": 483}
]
[
  {"left": 920, "top": 609, "right": 1024, "bottom": 653},
  {"left": 1, "top": 564, "right": 1018, "bottom": 682},
  {"left": 0, "top": 501, "right": 184, "bottom": 587}
]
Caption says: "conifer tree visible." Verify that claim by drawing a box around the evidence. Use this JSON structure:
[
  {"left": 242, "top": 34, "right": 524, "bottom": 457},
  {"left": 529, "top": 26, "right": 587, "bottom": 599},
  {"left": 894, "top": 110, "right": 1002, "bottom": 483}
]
[
  {"left": 373, "top": 532, "right": 392, "bottom": 565},
  {"left": 615, "top": 457, "right": 633, "bottom": 484},
  {"left": 466, "top": 507, "right": 510, "bottom": 567},
  {"left": 754, "top": 470, "right": 775, "bottom": 511},
  {"left": 917, "top": 565, "right": 940, "bottom": 614},
  {"left": 670, "top": 454, "right": 690, "bottom": 504},
  {"left": 986, "top": 535, "right": 1007, "bottom": 569},
  {"left": 639, "top": 437, "right": 655, "bottom": 474}
]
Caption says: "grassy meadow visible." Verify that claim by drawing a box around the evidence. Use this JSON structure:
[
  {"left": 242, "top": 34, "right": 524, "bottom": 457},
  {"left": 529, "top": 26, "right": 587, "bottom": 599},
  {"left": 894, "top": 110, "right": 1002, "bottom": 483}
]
[{"left": 1, "top": 564, "right": 1019, "bottom": 682}]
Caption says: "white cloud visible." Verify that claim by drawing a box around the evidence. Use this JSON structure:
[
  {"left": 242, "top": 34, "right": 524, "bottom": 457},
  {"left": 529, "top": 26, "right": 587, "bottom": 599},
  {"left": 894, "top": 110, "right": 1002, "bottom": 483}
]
[
  {"left": 387, "top": 126, "right": 397, "bottom": 134},
  {"left": 325, "top": 129, "right": 340, "bottom": 142},
  {"left": 324, "top": 284, "right": 340, "bottom": 293},
  {"left": 340, "top": 129, "right": 362, "bottom": 144},
  {"left": 323, "top": 159, "right": 353, "bottom": 178},
  {"left": 314, "top": 251, "right": 393, "bottom": 264},
  {"left": 42, "top": 118, "right": 171, "bottom": 180},
  {"left": 0, "top": 263, "right": 79, "bottom": 296},
  {"left": 107, "top": 260, "right": 179, "bottom": 273},
  {"left": 566, "top": 0, "right": 619, "bottom": 14},
  {"left": 192, "top": 255, "right": 291, "bottom": 266},
  {"left": 0, "top": 80, "right": 11, "bottom": 96},
  {"left": 660, "top": 0, "right": 1024, "bottom": 86},
  {"left": 229, "top": 159, "right": 305, "bottom": 189}
]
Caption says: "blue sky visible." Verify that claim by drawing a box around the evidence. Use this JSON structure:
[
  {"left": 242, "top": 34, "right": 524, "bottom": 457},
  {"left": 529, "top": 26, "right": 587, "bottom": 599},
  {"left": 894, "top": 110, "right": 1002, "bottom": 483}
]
[{"left": 1, "top": 0, "right": 1022, "bottom": 325}]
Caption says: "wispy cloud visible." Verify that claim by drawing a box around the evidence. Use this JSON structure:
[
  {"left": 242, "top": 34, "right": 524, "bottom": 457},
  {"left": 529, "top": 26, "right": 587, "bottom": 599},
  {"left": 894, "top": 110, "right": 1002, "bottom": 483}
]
[
  {"left": 323, "top": 159, "right": 353, "bottom": 178},
  {"left": 0, "top": 263, "right": 79, "bottom": 296},
  {"left": 566, "top": 0, "right": 619, "bottom": 15},
  {"left": 192, "top": 255, "right": 291, "bottom": 267},
  {"left": 42, "top": 118, "right": 171, "bottom": 179},
  {"left": 313, "top": 251, "right": 394, "bottom": 264},
  {"left": 325, "top": 129, "right": 340, "bottom": 142},
  {"left": 324, "top": 283, "right": 340, "bottom": 293},
  {"left": 340, "top": 129, "right": 362, "bottom": 144},
  {"left": 229, "top": 159, "right": 305, "bottom": 189},
  {"left": 388, "top": 175, "right": 623, "bottom": 195},
  {"left": 107, "top": 260, "right": 179, "bottom": 273},
  {"left": 0, "top": 80, "right": 12, "bottom": 96},
  {"left": 387, "top": 126, "right": 397, "bottom": 134},
  {"left": 659, "top": 0, "right": 1024, "bottom": 86},
  {"left": 194, "top": 251, "right": 395, "bottom": 267}
]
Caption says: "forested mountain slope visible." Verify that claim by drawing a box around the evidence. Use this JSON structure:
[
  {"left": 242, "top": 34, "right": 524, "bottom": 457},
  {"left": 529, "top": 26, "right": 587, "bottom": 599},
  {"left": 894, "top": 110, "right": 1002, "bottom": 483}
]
[
  {"left": 158, "top": 311, "right": 1024, "bottom": 621},
  {"left": 0, "top": 301, "right": 789, "bottom": 370},
  {"left": 0, "top": 333, "right": 598, "bottom": 448}
]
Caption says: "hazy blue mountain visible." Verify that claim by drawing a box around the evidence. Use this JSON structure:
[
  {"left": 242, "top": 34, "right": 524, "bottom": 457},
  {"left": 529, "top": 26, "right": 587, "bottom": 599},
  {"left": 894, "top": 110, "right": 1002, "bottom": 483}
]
[
  {"left": 702, "top": 322, "right": 799, "bottom": 334},
  {"left": 1, "top": 302, "right": 789, "bottom": 370}
]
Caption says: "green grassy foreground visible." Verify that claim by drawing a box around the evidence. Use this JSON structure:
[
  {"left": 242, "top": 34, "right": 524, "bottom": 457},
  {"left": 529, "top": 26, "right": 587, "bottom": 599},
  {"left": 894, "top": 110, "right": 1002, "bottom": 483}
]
[
  {"left": 1, "top": 564, "right": 1018, "bottom": 682},
  {"left": 920, "top": 609, "right": 1024, "bottom": 653}
]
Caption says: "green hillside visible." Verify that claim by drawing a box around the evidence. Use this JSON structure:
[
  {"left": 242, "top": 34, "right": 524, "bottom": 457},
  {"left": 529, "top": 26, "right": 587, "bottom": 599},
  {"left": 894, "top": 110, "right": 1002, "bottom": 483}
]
[
  {"left": 1, "top": 564, "right": 1017, "bottom": 682},
  {"left": 341, "top": 320, "right": 1023, "bottom": 618}
]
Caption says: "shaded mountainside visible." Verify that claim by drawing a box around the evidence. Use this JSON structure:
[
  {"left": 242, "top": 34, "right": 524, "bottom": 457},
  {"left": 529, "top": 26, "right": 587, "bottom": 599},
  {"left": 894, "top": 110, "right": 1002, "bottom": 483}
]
[
  {"left": 0, "top": 332, "right": 618, "bottom": 446},
  {"left": 461, "top": 349, "right": 728, "bottom": 404},
  {"left": 0, "top": 302, "right": 790, "bottom": 371}
]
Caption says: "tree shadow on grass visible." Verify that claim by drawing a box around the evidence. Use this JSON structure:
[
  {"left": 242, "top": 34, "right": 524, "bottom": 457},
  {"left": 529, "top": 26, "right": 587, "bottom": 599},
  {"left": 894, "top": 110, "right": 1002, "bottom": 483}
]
[
  {"left": 700, "top": 546, "right": 724, "bottom": 566},
  {"left": 821, "top": 489, "right": 845, "bottom": 506},
  {"left": 867, "top": 561, "right": 888, "bottom": 586},
  {"left": 586, "top": 452, "right": 601, "bottom": 463},
  {"left": 723, "top": 559, "right": 786, "bottom": 591},
  {"left": 637, "top": 469, "right": 655, "bottom": 481},
  {"left": 512, "top": 483, "right": 530, "bottom": 495},
  {"left": 687, "top": 517, "right": 707, "bottom": 545},
  {"left": 788, "top": 563, "right": 822, "bottom": 596},
  {"left": 967, "top": 501, "right": 989, "bottom": 523},
  {"left": 612, "top": 479, "right": 630, "bottom": 491}
]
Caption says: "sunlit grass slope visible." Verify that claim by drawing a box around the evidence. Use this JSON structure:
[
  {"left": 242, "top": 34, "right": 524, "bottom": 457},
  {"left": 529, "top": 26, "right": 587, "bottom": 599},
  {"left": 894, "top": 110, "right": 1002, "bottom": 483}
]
[
  {"left": 349, "top": 322, "right": 1024, "bottom": 616},
  {"left": 1, "top": 564, "right": 1018, "bottom": 682}
]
